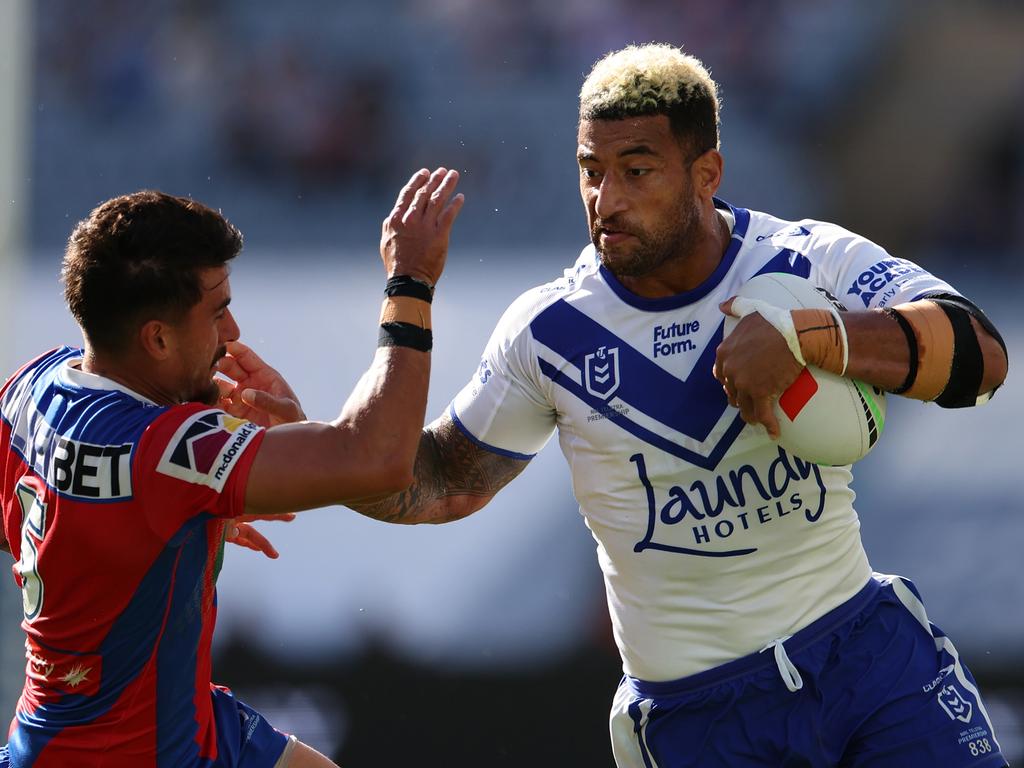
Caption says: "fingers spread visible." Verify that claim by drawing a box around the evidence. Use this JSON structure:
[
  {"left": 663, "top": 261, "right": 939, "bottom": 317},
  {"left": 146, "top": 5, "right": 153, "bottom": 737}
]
[
  {"left": 235, "top": 512, "right": 297, "bottom": 523},
  {"left": 226, "top": 522, "right": 280, "bottom": 559},
  {"left": 432, "top": 171, "right": 463, "bottom": 223},
  {"left": 216, "top": 356, "right": 246, "bottom": 382},
  {"left": 404, "top": 167, "right": 448, "bottom": 224},
  {"left": 215, "top": 377, "right": 237, "bottom": 398},
  {"left": 222, "top": 342, "right": 271, "bottom": 376},
  {"left": 240, "top": 388, "right": 305, "bottom": 423},
  {"left": 392, "top": 168, "right": 430, "bottom": 217},
  {"left": 438, "top": 193, "right": 465, "bottom": 233}
]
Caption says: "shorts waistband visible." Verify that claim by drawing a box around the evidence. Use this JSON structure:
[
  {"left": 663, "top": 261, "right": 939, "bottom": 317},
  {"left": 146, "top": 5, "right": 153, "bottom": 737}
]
[{"left": 627, "top": 577, "right": 881, "bottom": 699}]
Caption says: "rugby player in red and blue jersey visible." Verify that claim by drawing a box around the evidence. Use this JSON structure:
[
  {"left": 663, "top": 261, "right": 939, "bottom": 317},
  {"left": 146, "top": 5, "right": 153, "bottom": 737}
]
[{"left": 0, "top": 169, "right": 463, "bottom": 767}]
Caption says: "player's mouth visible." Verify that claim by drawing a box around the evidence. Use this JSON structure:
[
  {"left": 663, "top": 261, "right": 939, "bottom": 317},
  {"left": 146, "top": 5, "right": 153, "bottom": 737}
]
[
  {"left": 593, "top": 218, "right": 638, "bottom": 245},
  {"left": 211, "top": 346, "right": 227, "bottom": 369},
  {"left": 598, "top": 227, "right": 635, "bottom": 246}
]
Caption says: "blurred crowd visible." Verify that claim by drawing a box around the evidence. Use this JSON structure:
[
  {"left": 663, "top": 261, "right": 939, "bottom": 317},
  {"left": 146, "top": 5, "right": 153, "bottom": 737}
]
[
  {"left": 11, "top": 3, "right": 1024, "bottom": 762},
  {"left": 30, "top": 0, "right": 1024, "bottom": 265}
]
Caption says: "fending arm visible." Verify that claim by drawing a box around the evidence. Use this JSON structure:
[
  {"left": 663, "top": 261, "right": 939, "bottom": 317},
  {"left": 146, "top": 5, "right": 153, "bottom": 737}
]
[
  {"left": 347, "top": 412, "right": 530, "bottom": 525},
  {"left": 242, "top": 167, "right": 465, "bottom": 516}
]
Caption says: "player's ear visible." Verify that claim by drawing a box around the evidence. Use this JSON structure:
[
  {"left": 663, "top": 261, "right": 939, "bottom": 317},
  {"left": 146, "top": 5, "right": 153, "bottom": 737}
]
[
  {"left": 138, "top": 319, "right": 174, "bottom": 361},
  {"left": 691, "top": 148, "right": 723, "bottom": 202}
]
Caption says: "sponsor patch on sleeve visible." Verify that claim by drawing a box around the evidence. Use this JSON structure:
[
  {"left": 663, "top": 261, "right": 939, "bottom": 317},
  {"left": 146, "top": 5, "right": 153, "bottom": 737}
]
[
  {"left": 156, "top": 409, "right": 262, "bottom": 493},
  {"left": 845, "top": 258, "right": 928, "bottom": 308}
]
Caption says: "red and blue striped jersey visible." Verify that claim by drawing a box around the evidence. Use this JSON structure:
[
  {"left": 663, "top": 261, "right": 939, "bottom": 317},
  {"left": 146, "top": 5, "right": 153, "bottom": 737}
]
[{"left": 1, "top": 347, "right": 265, "bottom": 767}]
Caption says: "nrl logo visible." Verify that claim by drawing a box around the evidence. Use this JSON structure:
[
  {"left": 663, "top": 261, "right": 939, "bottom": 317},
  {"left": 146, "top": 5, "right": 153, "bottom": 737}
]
[
  {"left": 584, "top": 346, "right": 620, "bottom": 399},
  {"left": 938, "top": 684, "right": 973, "bottom": 723}
]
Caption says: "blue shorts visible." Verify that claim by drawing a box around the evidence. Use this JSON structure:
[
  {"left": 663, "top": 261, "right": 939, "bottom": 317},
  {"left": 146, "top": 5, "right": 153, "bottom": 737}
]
[
  {"left": 610, "top": 574, "right": 1006, "bottom": 768},
  {"left": 0, "top": 688, "right": 289, "bottom": 768},
  {"left": 209, "top": 686, "right": 291, "bottom": 768}
]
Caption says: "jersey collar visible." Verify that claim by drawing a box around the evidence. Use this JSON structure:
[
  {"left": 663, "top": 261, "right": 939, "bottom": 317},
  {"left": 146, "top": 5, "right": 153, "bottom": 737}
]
[
  {"left": 58, "top": 356, "right": 160, "bottom": 406},
  {"left": 598, "top": 197, "right": 750, "bottom": 311}
]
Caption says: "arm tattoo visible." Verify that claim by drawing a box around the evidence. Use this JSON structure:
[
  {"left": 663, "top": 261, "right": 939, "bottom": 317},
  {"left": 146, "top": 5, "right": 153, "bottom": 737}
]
[{"left": 349, "top": 415, "right": 528, "bottom": 524}]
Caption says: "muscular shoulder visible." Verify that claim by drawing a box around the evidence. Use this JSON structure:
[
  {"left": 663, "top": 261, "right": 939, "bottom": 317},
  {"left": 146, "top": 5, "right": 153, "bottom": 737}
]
[
  {"left": 739, "top": 206, "right": 949, "bottom": 307},
  {"left": 490, "top": 246, "right": 601, "bottom": 348},
  {"left": 141, "top": 405, "right": 263, "bottom": 493},
  {"left": 743, "top": 208, "right": 881, "bottom": 261}
]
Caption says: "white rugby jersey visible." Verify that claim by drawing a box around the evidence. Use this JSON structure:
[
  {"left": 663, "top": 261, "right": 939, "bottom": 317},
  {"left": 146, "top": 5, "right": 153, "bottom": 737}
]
[{"left": 451, "top": 199, "right": 958, "bottom": 682}]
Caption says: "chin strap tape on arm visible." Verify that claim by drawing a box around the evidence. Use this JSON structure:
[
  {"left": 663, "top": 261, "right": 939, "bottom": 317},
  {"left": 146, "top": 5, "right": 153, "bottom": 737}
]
[
  {"left": 729, "top": 297, "right": 849, "bottom": 376},
  {"left": 883, "top": 294, "right": 1006, "bottom": 408}
]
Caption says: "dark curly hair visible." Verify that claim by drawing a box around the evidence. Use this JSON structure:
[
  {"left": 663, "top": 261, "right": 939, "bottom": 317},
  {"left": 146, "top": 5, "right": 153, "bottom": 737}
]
[{"left": 62, "top": 190, "right": 243, "bottom": 353}]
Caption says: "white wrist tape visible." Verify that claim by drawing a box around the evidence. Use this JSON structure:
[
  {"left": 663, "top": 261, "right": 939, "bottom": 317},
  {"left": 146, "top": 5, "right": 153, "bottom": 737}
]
[
  {"left": 834, "top": 309, "right": 850, "bottom": 375},
  {"left": 730, "top": 296, "right": 806, "bottom": 367}
]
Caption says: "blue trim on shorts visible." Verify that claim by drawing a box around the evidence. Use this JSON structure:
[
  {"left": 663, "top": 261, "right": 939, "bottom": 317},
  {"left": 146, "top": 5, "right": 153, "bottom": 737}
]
[{"left": 627, "top": 578, "right": 880, "bottom": 698}]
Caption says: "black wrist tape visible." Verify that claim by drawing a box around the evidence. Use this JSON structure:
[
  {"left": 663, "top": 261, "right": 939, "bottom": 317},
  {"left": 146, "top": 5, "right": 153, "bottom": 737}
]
[
  {"left": 379, "top": 322, "right": 432, "bottom": 352},
  {"left": 385, "top": 275, "right": 434, "bottom": 303},
  {"left": 883, "top": 307, "right": 918, "bottom": 394}
]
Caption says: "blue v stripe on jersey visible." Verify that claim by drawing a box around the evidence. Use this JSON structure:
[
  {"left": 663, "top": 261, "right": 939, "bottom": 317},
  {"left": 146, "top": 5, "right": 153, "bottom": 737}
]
[{"left": 530, "top": 301, "right": 730, "bottom": 441}]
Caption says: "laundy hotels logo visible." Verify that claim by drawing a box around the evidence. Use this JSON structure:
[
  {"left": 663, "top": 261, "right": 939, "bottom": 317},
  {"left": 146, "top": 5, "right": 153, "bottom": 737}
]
[
  {"left": 630, "top": 447, "right": 828, "bottom": 557},
  {"left": 585, "top": 346, "right": 620, "bottom": 399},
  {"left": 157, "top": 410, "right": 259, "bottom": 492}
]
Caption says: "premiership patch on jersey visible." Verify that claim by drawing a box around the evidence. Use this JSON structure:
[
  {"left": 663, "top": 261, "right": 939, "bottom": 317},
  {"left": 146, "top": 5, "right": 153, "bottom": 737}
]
[
  {"left": 584, "top": 345, "right": 620, "bottom": 399},
  {"left": 156, "top": 410, "right": 261, "bottom": 492}
]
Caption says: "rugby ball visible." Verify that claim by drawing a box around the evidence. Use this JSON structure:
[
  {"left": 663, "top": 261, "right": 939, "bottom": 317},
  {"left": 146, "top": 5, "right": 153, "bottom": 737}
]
[{"left": 724, "top": 272, "right": 886, "bottom": 466}]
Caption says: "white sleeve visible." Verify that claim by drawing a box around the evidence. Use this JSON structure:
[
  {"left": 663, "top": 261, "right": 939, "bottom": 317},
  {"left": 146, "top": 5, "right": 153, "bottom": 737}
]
[
  {"left": 808, "top": 226, "right": 959, "bottom": 311},
  {"left": 449, "top": 294, "right": 557, "bottom": 459}
]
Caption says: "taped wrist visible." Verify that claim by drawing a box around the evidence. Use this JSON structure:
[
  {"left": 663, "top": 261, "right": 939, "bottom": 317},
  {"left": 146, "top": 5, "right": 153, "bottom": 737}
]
[
  {"left": 385, "top": 275, "right": 434, "bottom": 302},
  {"left": 792, "top": 308, "right": 849, "bottom": 376},
  {"left": 379, "top": 275, "right": 433, "bottom": 352},
  {"left": 378, "top": 323, "right": 432, "bottom": 351},
  {"left": 885, "top": 300, "right": 986, "bottom": 406},
  {"left": 882, "top": 307, "right": 917, "bottom": 394},
  {"left": 729, "top": 296, "right": 806, "bottom": 366}
]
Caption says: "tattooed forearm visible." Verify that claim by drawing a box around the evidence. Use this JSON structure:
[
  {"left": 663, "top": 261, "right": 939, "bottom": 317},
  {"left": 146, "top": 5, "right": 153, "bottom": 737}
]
[{"left": 349, "top": 416, "right": 528, "bottom": 524}]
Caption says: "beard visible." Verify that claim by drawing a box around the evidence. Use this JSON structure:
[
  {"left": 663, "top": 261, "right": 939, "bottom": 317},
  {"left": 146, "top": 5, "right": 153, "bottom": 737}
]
[
  {"left": 192, "top": 378, "right": 222, "bottom": 406},
  {"left": 186, "top": 345, "right": 227, "bottom": 405},
  {"left": 592, "top": 193, "right": 702, "bottom": 279}
]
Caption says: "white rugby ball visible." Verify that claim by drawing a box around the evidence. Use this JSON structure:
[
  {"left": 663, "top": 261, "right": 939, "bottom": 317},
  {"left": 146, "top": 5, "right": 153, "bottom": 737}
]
[{"left": 724, "top": 272, "right": 886, "bottom": 466}]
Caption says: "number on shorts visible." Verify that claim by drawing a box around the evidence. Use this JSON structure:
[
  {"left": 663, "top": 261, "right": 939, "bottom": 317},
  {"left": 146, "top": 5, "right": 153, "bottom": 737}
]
[
  {"left": 968, "top": 738, "right": 993, "bottom": 756},
  {"left": 14, "top": 481, "right": 48, "bottom": 622}
]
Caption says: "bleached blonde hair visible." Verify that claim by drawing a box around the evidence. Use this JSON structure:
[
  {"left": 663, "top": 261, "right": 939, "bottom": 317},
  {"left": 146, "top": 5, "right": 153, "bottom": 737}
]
[{"left": 579, "top": 43, "right": 721, "bottom": 153}]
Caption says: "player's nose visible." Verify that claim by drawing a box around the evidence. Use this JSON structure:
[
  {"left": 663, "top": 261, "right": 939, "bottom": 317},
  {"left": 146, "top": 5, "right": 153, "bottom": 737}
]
[
  {"left": 220, "top": 308, "right": 240, "bottom": 343},
  {"left": 594, "top": 175, "right": 628, "bottom": 219}
]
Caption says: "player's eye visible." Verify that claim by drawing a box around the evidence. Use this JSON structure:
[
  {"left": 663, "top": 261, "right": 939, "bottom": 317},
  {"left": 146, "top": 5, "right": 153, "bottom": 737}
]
[
  {"left": 580, "top": 167, "right": 601, "bottom": 179},
  {"left": 626, "top": 167, "right": 651, "bottom": 177}
]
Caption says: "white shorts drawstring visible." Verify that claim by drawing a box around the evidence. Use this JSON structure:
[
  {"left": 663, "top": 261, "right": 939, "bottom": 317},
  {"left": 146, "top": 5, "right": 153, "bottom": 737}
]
[{"left": 760, "top": 635, "right": 804, "bottom": 692}]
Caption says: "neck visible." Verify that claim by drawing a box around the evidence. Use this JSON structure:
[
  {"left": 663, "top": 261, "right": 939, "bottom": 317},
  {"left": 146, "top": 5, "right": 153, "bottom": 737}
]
[
  {"left": 616, "top": 207, "right": 731, "bottom": 298},
  {"left": 81, "top": 346, "right": 180, "bottom": 406}
]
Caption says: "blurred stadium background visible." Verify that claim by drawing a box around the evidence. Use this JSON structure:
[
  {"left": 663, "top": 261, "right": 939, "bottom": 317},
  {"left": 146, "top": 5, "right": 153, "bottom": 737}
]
[{"left": 1, "top": 0, "right": 1022, "bottom": 764}]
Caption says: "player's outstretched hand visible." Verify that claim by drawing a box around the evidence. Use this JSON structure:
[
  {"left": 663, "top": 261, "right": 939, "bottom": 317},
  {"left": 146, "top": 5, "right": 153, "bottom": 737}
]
[
  {"left": 380, "top": 167, "right": 464, "bottom": 286},
  {"left": 226, "top": 513, "right": 297, "bottom": 559},
  {"left": 715, "top": 297, "right": 802, "bottom": 439},
  {"left": 216, "top": 341, "right": 306, "bottom": 427}
]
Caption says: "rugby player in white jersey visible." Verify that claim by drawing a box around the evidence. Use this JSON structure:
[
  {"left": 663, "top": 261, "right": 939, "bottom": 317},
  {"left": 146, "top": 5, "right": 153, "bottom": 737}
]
[{"left": 244, "top": 45, "right": 1009, "bottom": 767}]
